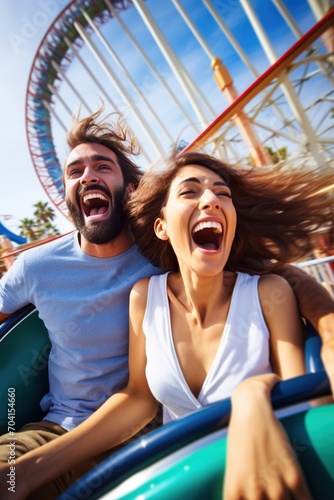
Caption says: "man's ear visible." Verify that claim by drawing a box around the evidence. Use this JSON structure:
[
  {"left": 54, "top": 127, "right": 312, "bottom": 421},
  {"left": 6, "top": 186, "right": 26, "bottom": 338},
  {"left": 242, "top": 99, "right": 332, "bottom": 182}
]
[
  {"left": 123, "top": 183, "right": 136, "bottom": 204},
  {"left": 154, "top": 218, "right": 168, "bottom": 240}
]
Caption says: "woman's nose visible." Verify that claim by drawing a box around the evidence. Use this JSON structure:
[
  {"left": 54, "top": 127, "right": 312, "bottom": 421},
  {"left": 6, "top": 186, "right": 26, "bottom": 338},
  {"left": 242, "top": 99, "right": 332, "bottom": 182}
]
[{"left": 199, "top": 189, "right": 220, "bottom": 210}]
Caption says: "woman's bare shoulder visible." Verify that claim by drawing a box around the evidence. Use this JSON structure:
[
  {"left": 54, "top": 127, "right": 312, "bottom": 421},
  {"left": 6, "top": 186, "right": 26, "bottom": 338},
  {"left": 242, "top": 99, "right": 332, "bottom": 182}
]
[
  {"left": 130, "top": 277, "right": 151, "bottom": 311},
  {"left": 258, "top": 273, "right": 291, "bottom": 292}
]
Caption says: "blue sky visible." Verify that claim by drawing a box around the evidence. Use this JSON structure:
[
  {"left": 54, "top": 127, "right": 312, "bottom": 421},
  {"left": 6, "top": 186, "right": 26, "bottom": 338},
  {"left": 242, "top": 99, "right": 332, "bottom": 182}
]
[{"left": 0, "top": 0, "right": 322, "bottom": 237}]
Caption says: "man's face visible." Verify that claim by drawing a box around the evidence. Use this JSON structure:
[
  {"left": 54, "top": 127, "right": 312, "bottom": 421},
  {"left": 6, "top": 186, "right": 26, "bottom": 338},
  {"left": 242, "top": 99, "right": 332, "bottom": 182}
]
[{"left": 64, "top": 142, "right": 127, "bottom": 244}]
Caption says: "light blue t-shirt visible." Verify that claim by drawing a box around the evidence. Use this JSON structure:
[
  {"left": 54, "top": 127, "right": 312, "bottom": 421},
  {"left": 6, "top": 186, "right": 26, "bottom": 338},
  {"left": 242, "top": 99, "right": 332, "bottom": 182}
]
[{"left": 0, "top": 232, "right": 160, "bottom": 430}]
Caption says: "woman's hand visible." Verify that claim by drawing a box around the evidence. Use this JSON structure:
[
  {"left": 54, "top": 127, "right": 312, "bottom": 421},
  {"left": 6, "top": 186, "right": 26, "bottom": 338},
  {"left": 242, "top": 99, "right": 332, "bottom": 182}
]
[{"left": 223, "top": 374, "right": 312, "bottom": 499}]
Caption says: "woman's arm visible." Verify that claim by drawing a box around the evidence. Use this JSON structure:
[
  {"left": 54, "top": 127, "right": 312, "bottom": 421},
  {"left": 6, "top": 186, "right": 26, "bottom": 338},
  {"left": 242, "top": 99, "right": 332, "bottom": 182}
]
[
  {"left": 259, "top": 273, "right": 305, "bottom": 379},
  {"left": 224, "top": 374, "right": 312, "bottom": 500},
  {"left": 0, "top": 279, "right": 156, "bottom": 498},
  {"left": 224, "top": 274, "right": 311, "bottom": 499}
]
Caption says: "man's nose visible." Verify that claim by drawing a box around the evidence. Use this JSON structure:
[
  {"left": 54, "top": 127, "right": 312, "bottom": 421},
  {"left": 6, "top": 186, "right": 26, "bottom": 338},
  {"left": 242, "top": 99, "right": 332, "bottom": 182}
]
[{"left": 80, "top": 167, "right": 98, "bottom": 185}]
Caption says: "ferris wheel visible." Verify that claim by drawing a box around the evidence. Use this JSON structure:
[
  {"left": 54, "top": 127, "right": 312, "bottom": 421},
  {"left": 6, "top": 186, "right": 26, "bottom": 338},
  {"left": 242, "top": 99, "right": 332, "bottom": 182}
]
[{"left": 25, "top": 0, "right": 334, "bottom": 220}]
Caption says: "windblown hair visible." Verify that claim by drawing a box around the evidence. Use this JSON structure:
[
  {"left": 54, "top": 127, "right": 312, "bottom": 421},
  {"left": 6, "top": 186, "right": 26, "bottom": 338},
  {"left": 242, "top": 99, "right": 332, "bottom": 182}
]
[
  {"left": 127, "top": 151, "right": 334, "bottom": 274},
  {"left": 65, "top": 106, "right": 143, "bottom": 187}
]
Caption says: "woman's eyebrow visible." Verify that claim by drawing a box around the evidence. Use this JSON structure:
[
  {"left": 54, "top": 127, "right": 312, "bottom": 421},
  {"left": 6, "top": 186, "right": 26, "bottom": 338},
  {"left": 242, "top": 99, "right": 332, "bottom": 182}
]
[{"left": 180, "top": 176, "right": 228, "bottom": 187}]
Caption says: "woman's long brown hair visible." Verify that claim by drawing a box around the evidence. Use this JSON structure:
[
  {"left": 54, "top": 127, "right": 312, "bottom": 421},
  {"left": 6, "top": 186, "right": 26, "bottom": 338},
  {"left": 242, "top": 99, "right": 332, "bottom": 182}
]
[{"left": 127, "top": 152, "right": 334, "bottom": 273}]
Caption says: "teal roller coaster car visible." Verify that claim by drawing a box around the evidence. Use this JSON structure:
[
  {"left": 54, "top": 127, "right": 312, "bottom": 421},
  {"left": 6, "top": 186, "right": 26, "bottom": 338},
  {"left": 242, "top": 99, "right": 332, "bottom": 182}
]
[{"left": 0, "top": 306, "right": 333, "bottom": 499}]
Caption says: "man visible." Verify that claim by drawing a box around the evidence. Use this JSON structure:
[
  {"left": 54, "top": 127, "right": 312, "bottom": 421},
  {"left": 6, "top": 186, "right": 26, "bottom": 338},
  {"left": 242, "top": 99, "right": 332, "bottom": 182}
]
[
  {"left": 0, "top": 110, "right": 162, "bottom": 498},
  {"left": 0, "top": 109, "right": 333, "bottom": 498}
]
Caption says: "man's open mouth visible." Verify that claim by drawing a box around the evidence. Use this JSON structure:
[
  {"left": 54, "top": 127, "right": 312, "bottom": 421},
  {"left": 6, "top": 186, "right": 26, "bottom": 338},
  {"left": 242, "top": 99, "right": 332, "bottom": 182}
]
[
  {"left": 192, "top": 221, "right": 223, "bottom": 251},
  {"left": 82, "top": 192, "right": 110, "bottom": 217}
]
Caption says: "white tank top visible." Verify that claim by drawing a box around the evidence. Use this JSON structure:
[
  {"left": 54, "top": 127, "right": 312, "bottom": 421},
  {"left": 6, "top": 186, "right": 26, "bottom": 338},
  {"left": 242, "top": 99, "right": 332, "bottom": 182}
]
[{"left": 143, "top": 272, "right": 272, "bottom": 424}]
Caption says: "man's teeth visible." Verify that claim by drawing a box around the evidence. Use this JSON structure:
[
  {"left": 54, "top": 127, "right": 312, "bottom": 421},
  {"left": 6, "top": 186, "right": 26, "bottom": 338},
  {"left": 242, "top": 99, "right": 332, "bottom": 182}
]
[
  {"left": 83, "top": 193, "right": 108, "bottom": 205},
  {"left": 193, "top": 221, "right": 222, "bottom": 234}
]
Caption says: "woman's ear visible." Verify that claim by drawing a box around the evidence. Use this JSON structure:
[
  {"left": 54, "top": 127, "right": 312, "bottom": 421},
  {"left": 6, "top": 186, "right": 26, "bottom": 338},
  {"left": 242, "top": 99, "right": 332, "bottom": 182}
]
[{"left": 154, "top": 218, "right": 168, "bottom": 240}]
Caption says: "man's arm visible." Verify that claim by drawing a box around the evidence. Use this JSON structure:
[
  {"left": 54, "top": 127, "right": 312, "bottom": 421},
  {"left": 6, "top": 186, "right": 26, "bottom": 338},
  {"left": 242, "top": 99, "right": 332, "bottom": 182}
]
[
  {"left": 274, "top": 264, "right": 334, "bottom": 392},
  {"left": 273, "top": 264, "right": 334, "bottom": 330},
  {"left": 0, "top": 311, "right": 10, "bottom": 324}
]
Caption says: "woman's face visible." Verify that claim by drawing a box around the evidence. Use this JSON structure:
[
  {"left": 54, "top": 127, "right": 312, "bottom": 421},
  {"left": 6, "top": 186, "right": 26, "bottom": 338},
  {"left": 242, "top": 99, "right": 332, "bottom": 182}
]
[{"left": 155, "top": 165, "right": 237, "bottom": 277}]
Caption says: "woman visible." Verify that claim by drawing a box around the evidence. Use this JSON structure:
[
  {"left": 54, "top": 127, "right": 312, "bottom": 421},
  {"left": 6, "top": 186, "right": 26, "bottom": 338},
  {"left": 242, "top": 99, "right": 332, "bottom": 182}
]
[
  {"left": 2, "top": 152, "right": 333, "bottom": 499},
  {"left": 127, "top": 152, "right": 333, "bottom": 498}
]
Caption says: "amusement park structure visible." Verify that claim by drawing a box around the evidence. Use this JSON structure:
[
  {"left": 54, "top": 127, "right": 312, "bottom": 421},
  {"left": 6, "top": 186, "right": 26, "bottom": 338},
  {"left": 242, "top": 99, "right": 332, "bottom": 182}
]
[
  {"left": 25, "top": 0, "right": 333, "bottom": 220},
  {"left": 1, "top": 4, "right": 334, "bottom": 497},
  {"left": 5, "top": 0, "right": 334, "bottom": 287}
]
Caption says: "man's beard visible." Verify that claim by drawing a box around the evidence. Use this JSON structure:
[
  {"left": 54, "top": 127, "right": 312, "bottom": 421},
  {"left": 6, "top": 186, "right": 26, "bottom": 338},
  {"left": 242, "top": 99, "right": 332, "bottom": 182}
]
[{"left": 66, "top": 185, "right": 127, "bottom": 245}]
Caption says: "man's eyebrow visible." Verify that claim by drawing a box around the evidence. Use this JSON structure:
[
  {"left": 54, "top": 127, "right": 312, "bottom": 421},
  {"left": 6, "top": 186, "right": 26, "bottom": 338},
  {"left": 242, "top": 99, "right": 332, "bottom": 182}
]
[
  {"left": 91, "top": 154, "right": 117, "bottom": 165},
  {"left": 180, "top": 176, "right": 228, "bottom": 187},
  {"left": 66, "top": 158, "right": 82, "bottom": 170},
  {"left": 66, "top": 154, "right": 117, "bottom": 170}
]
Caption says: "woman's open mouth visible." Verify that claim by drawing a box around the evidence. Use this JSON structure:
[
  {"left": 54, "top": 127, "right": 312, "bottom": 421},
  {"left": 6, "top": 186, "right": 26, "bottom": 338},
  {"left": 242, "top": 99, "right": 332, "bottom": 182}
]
[{"left": 192, "top": 221, "right": 223, "bottom": 251}]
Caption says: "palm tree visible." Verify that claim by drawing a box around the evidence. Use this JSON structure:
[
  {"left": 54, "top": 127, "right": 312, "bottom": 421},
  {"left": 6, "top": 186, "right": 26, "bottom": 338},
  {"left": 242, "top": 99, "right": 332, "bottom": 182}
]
[
  {"left": 18, "top": 201, "right": 60, "bottom": 242},
  {"left": 43, "top": 221, "right": 60, "bottom": 237},
  {"left": 19, "top": 218, "right": 38, "bottom": 242},
  {"left": 33, "top": 201, "right": 59, "bottom": 238}
]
